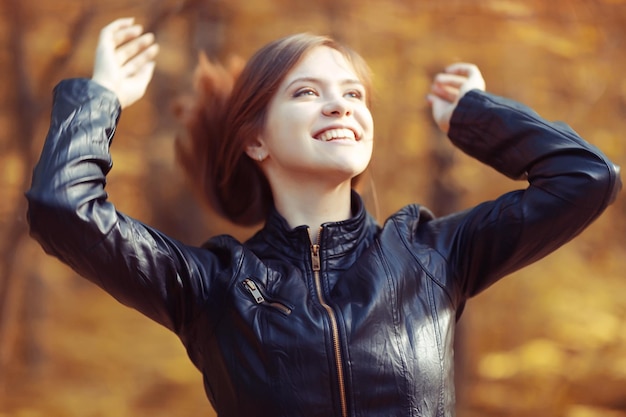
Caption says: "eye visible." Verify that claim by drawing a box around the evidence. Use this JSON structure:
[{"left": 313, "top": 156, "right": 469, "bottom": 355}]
[
  {"left": 293, "top": 88, "right": 318, "bottom": 98},
  {"left": 345, "top": 89, "right": 364, "bottom": 100}
]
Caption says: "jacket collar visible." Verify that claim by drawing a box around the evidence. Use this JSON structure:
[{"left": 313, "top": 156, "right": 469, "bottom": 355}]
[{"left": 252, "top": 191, "right": 380, "bottom": 264}]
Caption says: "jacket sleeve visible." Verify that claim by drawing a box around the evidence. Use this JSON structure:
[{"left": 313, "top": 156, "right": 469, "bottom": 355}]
[
  {"left": 421, "top": 89, "right": 621, "bottom": 303},
  {"left": 26, "top": 78, "right": 226, "bottom": 334}
]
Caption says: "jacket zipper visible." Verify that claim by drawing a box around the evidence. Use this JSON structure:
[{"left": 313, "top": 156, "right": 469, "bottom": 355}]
[
  {"left": 242, "top": 278, "right": 292, "bottom": 315},
  {"left": 310, "top": 230, "right": 348, "bottom": 417}
]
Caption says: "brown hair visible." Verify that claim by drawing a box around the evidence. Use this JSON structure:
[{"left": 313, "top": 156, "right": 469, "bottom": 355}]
[{"left": 175, "top": 33, "right": 372, "bottom": 226}]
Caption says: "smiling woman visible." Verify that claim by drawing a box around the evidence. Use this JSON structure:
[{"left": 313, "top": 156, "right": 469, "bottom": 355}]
[
  {"left": 25, "top": 17, "right": 621, "bottom": 417},
  {"left": 248, "top": 46, "right": 374, "bottom": 235},
  {"left": 176, "top": 32, "right": 375, "bottom": 229}
]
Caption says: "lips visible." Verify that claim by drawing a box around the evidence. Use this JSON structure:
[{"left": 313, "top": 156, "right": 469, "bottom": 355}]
[{"left": 314, "top": 128, "right": 358, "bottom": 142}]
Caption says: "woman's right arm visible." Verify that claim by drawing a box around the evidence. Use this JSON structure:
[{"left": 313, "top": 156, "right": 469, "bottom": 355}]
[{"left": 26, "top": 20, "right": 219, "bottom": 334}]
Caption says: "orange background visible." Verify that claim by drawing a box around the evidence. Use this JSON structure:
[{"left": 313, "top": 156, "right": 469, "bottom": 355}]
[{"left": 1, "top": 0, "right": 625, "bottom": 416}]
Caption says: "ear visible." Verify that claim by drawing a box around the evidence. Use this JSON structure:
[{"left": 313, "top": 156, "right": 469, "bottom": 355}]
[{"left": 244, "top": 136, "right": 268, "bottom": 162}]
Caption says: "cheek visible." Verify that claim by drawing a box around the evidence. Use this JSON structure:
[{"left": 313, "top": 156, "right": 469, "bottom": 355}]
[
  {"left": 359, "top": 108, "right": 374, "bottom": 135},
  {"left": 262, "top": 111, "right": 287, "bottom": 145},
  {"left": 264, "top": 104, "right": 305, "bottom": 139}
]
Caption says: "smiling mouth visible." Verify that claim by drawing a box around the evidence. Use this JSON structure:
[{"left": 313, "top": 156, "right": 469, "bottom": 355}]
[{"left": 314, "top": 128, "right": 357, "bottom": 142}]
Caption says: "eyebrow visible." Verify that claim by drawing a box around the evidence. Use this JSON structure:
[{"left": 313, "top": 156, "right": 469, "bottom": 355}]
[{"left": 284, "top": 76, "right": 364, "bottom": 91}]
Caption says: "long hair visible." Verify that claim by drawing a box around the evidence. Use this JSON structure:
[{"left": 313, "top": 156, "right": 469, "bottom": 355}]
[{"left": 175, "top": 33, "right": 372, "bottom": 226}]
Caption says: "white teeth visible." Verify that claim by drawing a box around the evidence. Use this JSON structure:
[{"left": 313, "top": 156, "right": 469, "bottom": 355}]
[{"left": 317, "top": 128, "right": 356, "bottom": 142}]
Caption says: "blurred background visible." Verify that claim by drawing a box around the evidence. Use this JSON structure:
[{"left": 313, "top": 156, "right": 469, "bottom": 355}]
[{"left": 1, "top": 0, "right": 625, "bottom": 416}]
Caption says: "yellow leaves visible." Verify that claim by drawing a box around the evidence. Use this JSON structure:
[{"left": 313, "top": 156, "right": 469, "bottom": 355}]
[
  {"left": 52, "top": 37, "right": 71, "bottom": 57},
  {"left": 566, "top": 405, "right": 626, "bottom": 417},
  {"left": 400, "top": 118, "right": 429, "bottom": 155},
  {"left": 477, "top": 351, "right": 518, "bottom": 380},
  {"left": 514, "top": 339, "right": 566, "bottom": 375},
  {"left": 621, "top": 77, "right": 626, "bottom": 102},
  {"left": 152, "top": 16, "right": 189, "bottom": 77},
  {"left": 0, "top": 152, "right": 26, "bottom": 227},
  {"left": 484, "top": 0, "right": 535, "bottom": 18},
  {"left": 612, "top": 356, "right": 626, "bottom": 380},
  {"left": 3, "top": 1, "right": 626, "bottom": 417},
  {"left": 0, "top": 151, "right": 25, "bottom": 191},
  {"left": 0, "top": 410, "right": 41, "bottom": 417},
  {"left": 554, "top": 308, "right": 622, "bottom": 350},
  {"left": 469, "top": 247, "right": 626, "bottom": 413},
  {"left": 511, "top": 24, "right": 599, "bottom": 57},
  {"left": 478, "top": 338, "right": 567, "bottom": 380}
]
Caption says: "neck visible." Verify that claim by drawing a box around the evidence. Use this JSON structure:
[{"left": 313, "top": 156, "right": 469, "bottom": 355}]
[{"left": 271, "top": 180, "right": 353, "bottom": 243}]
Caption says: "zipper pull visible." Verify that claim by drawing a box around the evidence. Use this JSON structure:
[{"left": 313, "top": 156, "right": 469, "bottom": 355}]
[
  {"left": 311, "top": 244, "right": 321, "bottom": 272},
  {"left": 308, "top": 226, "right": 322, "bottom": 272},
  {"left": 243, "top": 278, "right": 265, "bottom": 304},
  {"left": 242, "top": 278, "right": 292, "bottom": 315}
]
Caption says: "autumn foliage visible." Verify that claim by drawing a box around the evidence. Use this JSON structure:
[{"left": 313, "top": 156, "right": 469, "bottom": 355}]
[{"left": 0, "top": 0, "right": 625, "bottom": 416}]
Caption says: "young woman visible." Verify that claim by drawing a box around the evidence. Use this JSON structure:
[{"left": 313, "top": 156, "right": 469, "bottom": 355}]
[{"left": 27, "top": 18, "right": 620, "bottom": 417}]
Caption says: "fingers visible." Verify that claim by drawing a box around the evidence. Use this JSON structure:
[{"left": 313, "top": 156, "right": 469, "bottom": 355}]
[
  {"left": 92, "top": 18, "right": 159, "bottom": 109},
  {"left": 434, "top": 73, "right": 466, "bottom": 89},
  {"left": 99, "top": 17, "right": 136, "bottom": 47},
  {"left": 444, "top": 62, "right": 480, "bottom": 78},
  {"left": 431, "top": 73, "right": 464, "bottom": 104},
  {"left": 99, "top": 17, "right": 159, "bottom": 76},
  {"left": 117, "top": 32, "right": 158, "bottom": 70},
  {"left": 427, "top": 62, "right": 486, "bottom": 134},
  {"left": 99, "top": 17, "right": 156, "bottom": 61},
  {"left": 123, "top": 40, "right": 159, "bottom": 77},
  {"left": 112, "top": 23, "right": 144, "bottom": 48},
  {"left": 445, "top": 62, "right": 486, "bottom": 92},
  {"left": 431, "top": 84, "right": 459, "bottom": 103},
  {"left": 427, "top": 92, "right": 453, "bottom": 134},
  {"left": 431, "top": 73, "right": 464, "bottom": 102},
  {"left": 103, "top": 17, "right": 136, "bottom": 31},
  {"left": 429, "top": 62, "right": 486, "bottom": 103}
]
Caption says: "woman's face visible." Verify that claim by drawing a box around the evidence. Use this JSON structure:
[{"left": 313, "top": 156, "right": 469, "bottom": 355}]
[{"left": 252, "top": 45, "right": 374, "bottom": 188}]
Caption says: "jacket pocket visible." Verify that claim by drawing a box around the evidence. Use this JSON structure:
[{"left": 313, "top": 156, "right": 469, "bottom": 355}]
[{"left": 241, "top": 278, "right": 293, "bottom": 316}]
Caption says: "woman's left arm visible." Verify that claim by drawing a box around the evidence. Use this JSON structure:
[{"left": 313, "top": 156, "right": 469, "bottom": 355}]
[{"left": 426, "top": 63, "right": 621, "bottom": 299}]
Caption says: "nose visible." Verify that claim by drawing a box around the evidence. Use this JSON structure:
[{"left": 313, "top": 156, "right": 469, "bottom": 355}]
[{"left": 322, "top": 95, "right": 352, "bottom": 117}]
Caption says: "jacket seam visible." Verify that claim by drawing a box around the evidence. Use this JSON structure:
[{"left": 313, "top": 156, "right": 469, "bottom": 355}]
[
  {"left": 390, "top": 216, "right": 456, "bottom": 309},
  {"left": 390, "top": 215, "right": 451, "bottom": 417},
  {"left": 375, "top": 240, "right": 414, "bottom": 417},
  {"left": 204, "top": 245, "right": 247, "bottom": 340},
  {"left": 426, "top": 278, "right": 447, "bottom": 417}
]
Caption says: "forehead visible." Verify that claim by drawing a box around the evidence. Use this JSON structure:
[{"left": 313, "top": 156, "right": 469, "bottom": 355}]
[{"left": 283, "top": 46, "right": 360, "bottom": 83}]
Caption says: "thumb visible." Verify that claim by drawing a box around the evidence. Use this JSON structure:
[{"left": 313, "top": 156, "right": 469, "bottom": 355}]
[{"left": 428, "top": 94, "right": 452, "bottom": 134}]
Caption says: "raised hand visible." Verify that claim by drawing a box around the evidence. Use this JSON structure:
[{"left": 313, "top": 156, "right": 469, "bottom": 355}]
[
  {"left": 92, "top": 17, "right": 159, "bottom": 109},
  {"left": 428, "top": 63, "right": 486, "bottom": 134}
]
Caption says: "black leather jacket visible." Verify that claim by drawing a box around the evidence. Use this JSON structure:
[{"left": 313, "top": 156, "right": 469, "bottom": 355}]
[{"left": 27, "top": 79, "right": 621, "bottom": 417}]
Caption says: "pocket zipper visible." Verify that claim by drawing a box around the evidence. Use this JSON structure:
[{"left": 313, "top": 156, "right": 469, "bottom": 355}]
[{"left": 242, "top": 278, "right": 292, "bottom": 315}]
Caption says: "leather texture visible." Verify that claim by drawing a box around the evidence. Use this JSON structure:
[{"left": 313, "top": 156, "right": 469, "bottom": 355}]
[{"left": 27, "top": 78, "right": 621, "bottom": 417}]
